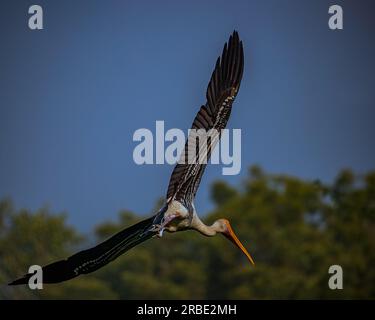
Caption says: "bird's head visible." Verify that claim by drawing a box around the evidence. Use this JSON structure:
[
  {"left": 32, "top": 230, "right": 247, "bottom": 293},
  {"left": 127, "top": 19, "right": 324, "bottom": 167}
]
[{"left": 214, "top": 218, "right": 255, "bottom": 266}]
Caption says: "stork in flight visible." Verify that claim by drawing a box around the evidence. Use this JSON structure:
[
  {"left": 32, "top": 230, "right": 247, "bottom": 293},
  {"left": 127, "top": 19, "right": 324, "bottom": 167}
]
[{"left": 9, "top": 30, "right": 254, "bottom": 286}]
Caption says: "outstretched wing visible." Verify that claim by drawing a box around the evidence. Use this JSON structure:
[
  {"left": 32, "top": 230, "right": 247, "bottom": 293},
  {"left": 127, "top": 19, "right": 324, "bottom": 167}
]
[
  {"left": 9, "top": 216, "right": 156, "bottom": 284},
  {"left": 166, "top": 31, "right": 244, "bottom": 206}
]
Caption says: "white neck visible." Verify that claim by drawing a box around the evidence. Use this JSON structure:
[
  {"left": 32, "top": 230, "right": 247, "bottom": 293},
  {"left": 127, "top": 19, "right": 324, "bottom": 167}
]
[{"left": 191, "top": 215, "right": 219, "bottom": 237}]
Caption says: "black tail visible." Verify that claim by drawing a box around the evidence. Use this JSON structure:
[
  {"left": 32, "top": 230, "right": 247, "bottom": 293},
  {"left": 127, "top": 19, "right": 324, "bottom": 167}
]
[{"left": 9, "top": 215, "right": 157, "bottom": 285}]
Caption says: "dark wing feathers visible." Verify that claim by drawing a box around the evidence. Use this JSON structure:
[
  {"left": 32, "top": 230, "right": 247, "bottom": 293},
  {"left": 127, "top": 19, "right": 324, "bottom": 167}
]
[
  {"left": 166, "top": 31, "right": 244, "bottom": 204},
  {"left": 9, "top": 216, "right": 156, "bottom": 285}
]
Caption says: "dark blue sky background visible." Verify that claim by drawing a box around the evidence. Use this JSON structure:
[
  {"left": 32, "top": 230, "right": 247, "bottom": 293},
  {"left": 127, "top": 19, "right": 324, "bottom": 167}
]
[{"left": 1, "top": 0, "right": 374, "bottom": 231}]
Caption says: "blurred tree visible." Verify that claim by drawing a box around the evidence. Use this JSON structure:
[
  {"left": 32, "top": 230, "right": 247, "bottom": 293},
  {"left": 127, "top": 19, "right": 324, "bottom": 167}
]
[
  {"left": 0, "top": 200, "right": 83, "bottom": 299},
  {"left": 211, "top": 180, "right": 238, "bottom": 206},
  {"left": 0, "top": 166, "right": 374, "bottom": 299}
]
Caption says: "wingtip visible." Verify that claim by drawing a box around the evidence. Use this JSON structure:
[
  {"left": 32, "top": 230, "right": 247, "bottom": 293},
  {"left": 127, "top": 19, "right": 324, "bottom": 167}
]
[
  {"left": 8, "top": 273, "right": 31, "bottom": 286},
  {"left": 228, "top": 30, "right": 241, "bottom": 49}
]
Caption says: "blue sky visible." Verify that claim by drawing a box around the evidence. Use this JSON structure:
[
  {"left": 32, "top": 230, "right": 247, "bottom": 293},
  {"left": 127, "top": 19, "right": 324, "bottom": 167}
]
[{"left": 1, "top": 0, "right": 374, "bottom": 231}]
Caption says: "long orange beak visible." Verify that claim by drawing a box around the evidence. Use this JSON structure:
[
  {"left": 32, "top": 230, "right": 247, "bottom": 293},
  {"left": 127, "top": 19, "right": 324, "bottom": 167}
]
[{"left": 223, "top": 220, "right": 255, "bottom": 266}]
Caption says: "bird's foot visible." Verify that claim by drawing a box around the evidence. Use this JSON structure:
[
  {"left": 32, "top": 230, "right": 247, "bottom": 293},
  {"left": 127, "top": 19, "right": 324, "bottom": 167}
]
[
  {"left": 150, "top": 225, "right": 165, "bottom": 238},
  {"left": 157, "top": 227, "right": 165, "bottom": 238},
  {"left": 150, "top": 214, "right": 178, "bottom": 238}
]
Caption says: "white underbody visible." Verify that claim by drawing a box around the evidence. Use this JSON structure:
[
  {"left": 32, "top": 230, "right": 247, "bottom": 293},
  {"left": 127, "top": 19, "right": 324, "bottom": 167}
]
[{"left": 162, "top": 200, "right": 191, "bottom": 232}]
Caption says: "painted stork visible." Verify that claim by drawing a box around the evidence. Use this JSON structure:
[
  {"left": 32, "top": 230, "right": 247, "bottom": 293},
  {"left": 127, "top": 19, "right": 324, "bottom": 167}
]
[{"left": 9, "top": 30, "right": 254, "bottom": 285}]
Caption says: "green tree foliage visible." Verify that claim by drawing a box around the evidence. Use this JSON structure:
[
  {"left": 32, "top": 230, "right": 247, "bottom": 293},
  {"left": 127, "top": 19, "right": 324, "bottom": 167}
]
[{"left": 1, "top": 166, "right": 374, "bottom": 299}]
